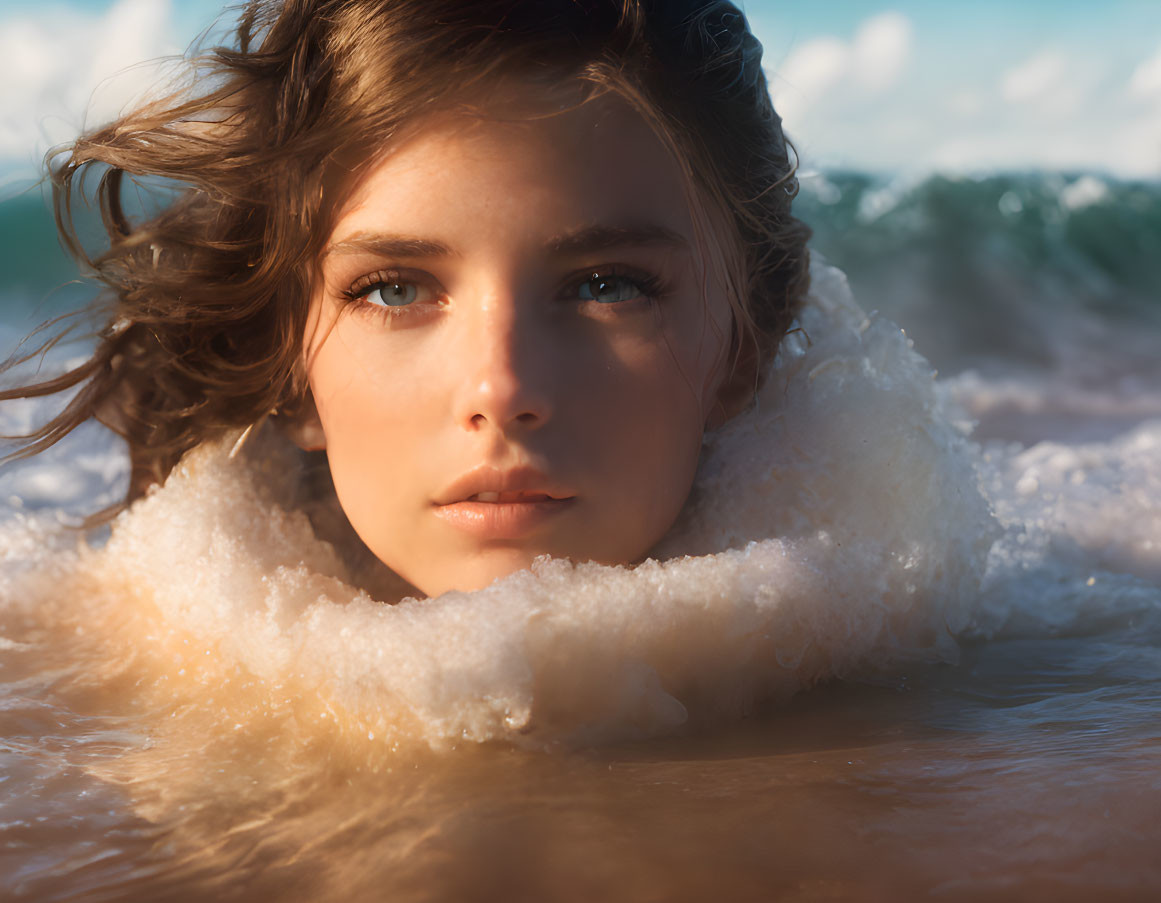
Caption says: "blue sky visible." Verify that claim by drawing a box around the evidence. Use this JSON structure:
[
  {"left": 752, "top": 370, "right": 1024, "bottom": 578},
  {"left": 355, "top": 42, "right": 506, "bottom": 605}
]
[{"left": 2, "top": 0, "right": 1160, "bottom": 181}]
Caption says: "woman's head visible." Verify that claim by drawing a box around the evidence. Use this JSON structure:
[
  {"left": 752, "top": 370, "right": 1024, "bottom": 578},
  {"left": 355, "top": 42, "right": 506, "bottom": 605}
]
[
  {"left": 10, "top": 0, "right": 811, "bottom": 594},
  {"left": 307, "top": 83, "right": 745, "bottom": 595}
]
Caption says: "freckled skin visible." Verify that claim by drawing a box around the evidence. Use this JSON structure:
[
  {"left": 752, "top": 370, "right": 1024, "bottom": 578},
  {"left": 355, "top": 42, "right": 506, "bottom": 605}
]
[{"left": 305, "top": 86, "right": 737, "bottom": 597}]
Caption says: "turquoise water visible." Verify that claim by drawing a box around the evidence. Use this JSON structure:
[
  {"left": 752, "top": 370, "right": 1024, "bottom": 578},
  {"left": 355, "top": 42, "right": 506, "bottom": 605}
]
[
  {"left": 796, "top": 172, "right": 1161, "bottom": 376},
  {"left": 0, "top": 187, "right": 91, "bottom": 322}
]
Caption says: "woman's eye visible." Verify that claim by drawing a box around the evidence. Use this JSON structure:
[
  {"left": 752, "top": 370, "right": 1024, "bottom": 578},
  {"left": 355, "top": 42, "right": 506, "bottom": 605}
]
[
  {"left": 577, "top": 273, "right": 645, "bottom": 304},
  {"left": 343, "top": 271, "right": 442, "bottom": 310},
  {"left": 363, "top": 281, "right": 422, "bottom": 307}
]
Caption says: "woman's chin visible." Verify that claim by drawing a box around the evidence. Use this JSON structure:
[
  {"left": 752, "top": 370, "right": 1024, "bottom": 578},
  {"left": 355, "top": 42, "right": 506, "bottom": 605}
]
[{"left": 403, "top": 549, "right": 546, "bottom": 599}]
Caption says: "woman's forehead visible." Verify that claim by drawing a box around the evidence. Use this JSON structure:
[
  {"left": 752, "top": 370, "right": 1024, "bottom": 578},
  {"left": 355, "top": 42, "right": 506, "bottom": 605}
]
[{"left": 327, "top": 86, "right": 697, "bottom": 250}]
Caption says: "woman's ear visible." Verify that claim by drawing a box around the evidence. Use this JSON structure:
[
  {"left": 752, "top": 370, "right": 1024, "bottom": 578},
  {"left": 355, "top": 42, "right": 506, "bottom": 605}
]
[
  {"left": 705, "top": 333, "right": 760, "bottom": 430},
  {"left": 278, "top": 389, "right": 327, "bottom": 451}
]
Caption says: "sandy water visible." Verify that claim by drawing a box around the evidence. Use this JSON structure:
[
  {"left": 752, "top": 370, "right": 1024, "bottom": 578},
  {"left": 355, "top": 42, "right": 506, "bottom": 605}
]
[{"left": 2, "top": 262, "right": 1160, "bottom": 901}]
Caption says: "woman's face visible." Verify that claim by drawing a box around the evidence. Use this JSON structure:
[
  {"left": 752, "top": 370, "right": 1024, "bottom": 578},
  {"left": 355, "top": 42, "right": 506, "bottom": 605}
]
[{"left": 305, "top": 86, "right": 740, "bottom": 597}]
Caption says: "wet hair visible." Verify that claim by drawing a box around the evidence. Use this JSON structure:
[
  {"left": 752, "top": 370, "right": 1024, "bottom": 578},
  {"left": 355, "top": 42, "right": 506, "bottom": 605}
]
[{"left": 1, "top": 0, "right": 810, "bottom": 504}]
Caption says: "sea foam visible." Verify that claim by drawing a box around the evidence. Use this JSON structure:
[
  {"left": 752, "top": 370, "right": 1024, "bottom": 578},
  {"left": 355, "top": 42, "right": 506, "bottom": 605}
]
[{"left": 1, "top": 264, "right": 1010, "bottom": 750}]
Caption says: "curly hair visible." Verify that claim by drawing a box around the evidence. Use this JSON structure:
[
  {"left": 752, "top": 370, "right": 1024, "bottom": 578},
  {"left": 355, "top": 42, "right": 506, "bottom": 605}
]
[{"left": 1, "top": 0, "right": 810, "bottom": 504}]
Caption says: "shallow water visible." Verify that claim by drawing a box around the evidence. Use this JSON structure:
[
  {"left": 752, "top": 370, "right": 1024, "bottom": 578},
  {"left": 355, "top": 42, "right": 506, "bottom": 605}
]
[
  {"left": 3, "top": 623, "right": 1160, "bottom": 901},
  {"left": 2, "top": 252, "right": 1160, "bottom": 900}
]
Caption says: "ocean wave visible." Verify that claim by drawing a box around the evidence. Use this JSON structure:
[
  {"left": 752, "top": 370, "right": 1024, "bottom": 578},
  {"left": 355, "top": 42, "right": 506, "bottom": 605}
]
[{"left": 797, "top": 171, "right": 1161, "bottom": 386}]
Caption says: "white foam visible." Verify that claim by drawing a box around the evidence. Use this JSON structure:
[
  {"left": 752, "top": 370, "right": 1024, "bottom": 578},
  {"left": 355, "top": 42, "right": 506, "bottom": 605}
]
[
  {"left": 971, "top": 419, "right": 1161, "bottom": 637},
  {"left": 1059, "top": 175, "right": 1110, "bottom": 211},
  {"left": 4, "top": 264, "right": 1160, "bottom": 753},
  {"left": 1, "top": 264, "right": 1011, "bottom": 749},
  {"left": 946, "top": 370, "right": 1161, "bottom": 445}
]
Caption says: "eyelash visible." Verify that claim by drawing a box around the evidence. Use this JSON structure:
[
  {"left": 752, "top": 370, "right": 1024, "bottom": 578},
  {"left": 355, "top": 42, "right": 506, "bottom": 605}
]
[
  {"left": 341, "top": 269, "right": 440, "bottom": 303},
  {"left": 339, "top": 265, "right": 669, "bottom": 320},
  {"left": 567, "top": 269, "right": 668, "bottom": 306}
]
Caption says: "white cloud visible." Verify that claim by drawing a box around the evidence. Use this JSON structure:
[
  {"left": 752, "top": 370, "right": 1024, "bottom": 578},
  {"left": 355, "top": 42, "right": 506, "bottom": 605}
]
[
  {"left": 1001, "top": 50, "right": 1068, "bottom": 104},
  {"left": 947, "top": 90, "right": 984, "bottom": 117},
  {"left": 770, "top": 11, "right": 913, "bottom": 126},
  {"left": 751, "top": 7, "right": 1160, "bottom": 178},
  {"left": 1106, "top": 109, "right": 1161, "bottom": 176},
  {"left": 0, "top": 0, "right": 177, "bottom": 167},
  {"left": 1128, "top": 42, "right": 1161, "bottom": 99},
  {"left": 775, "top": 37, "right": 849, "bottom": 122},
  {"left": 927, "top": 106, "right": 1161, "bottom": 179},
  {"left": 850, "top": 12, "right": 913, "bottom": 94},
  {"left": 1000, "top": 48, "right": 1103, "bottom": 121}
]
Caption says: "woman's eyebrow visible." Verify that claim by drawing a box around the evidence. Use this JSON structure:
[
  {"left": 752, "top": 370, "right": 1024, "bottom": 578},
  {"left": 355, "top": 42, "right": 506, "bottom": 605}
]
[
  {"left": 544, "top": 224, "right": 688, "bottom": 255},
  {"left": 322, "top": 233, "right": 456, "bottom": 259},
  {"left": 321, "top": 224, "right": 687, "bottom": 260}
]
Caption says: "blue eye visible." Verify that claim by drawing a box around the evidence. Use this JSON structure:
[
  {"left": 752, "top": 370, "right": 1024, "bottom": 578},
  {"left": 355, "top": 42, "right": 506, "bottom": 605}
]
[
  {"left": 365, "top": 281, "right": 419, "bottom": 307},
  {"left": 344, "top": 270, "right": 444, "bottom": 311},
  {"left": 577, "top": 273, "right": 643, "bottom": 304}
]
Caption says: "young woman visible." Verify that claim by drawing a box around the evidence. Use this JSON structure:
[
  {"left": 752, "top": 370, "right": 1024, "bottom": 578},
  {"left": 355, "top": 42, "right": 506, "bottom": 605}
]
[{"left": 1, "top": 0, "right": 811, "bottom": 598}]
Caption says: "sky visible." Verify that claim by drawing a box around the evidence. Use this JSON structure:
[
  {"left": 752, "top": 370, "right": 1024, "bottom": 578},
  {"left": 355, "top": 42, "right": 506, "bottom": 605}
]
[{"left": 1, "top": 0, "right": 1160, "bottom": 184}]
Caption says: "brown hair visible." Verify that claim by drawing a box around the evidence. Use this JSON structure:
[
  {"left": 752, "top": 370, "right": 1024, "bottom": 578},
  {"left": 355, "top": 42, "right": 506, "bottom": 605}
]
[{"left": 1, "top": 0, "right": 810, "bottom": 505}]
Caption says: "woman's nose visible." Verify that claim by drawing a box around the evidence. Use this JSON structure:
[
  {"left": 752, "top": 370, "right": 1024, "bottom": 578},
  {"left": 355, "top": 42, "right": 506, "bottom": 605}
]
[{"left": 452, "top": 292, "right": 554, "bottom": 434}]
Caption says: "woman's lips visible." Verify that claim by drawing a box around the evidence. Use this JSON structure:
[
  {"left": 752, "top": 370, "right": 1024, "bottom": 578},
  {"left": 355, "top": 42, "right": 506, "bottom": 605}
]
[
  {"left": 432, "top": 466, "right": 577, "bottom": 538},
  {"left": 467, "top": 491, "right": 552, "bottom": 503},
  {"left": 432, "top": 495, "right": 576, "bottom": 538}
]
